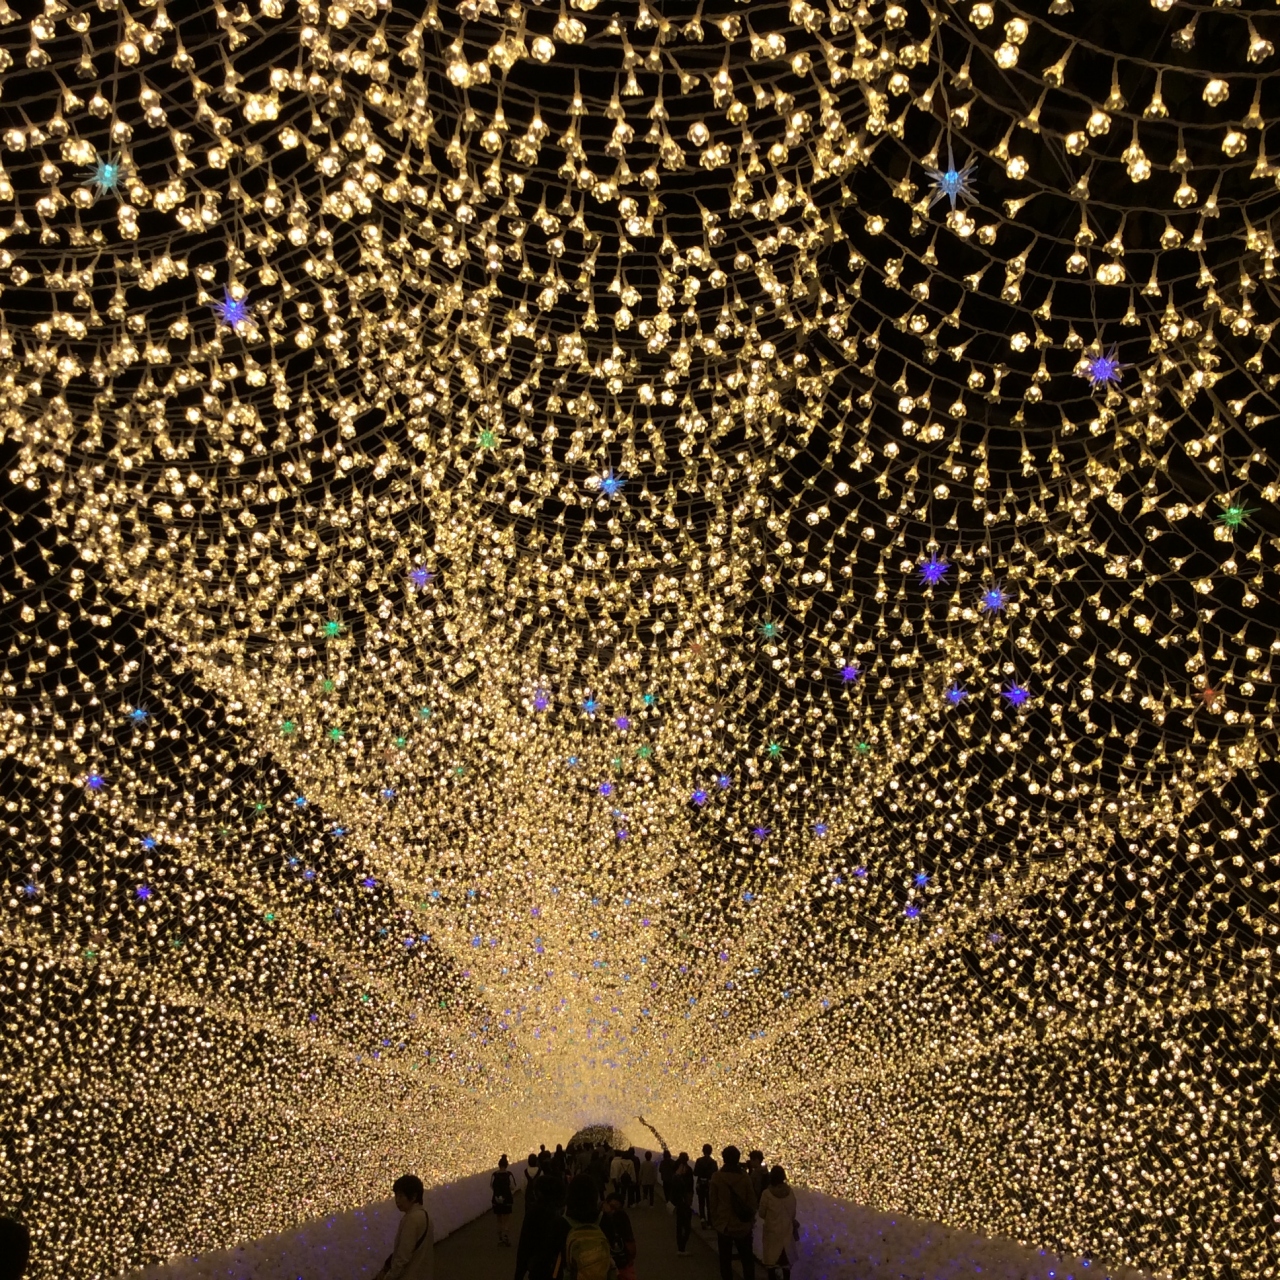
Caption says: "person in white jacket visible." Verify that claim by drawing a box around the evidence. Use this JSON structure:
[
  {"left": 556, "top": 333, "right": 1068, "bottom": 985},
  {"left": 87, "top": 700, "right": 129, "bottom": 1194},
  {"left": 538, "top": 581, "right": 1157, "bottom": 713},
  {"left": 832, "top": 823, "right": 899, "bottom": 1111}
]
[
  {"left": 756, "top": 1165, "right": 798, "bottom": 1280},
  {"left": 373, "top": 1174, "right": 434, "bottom": 1280}
]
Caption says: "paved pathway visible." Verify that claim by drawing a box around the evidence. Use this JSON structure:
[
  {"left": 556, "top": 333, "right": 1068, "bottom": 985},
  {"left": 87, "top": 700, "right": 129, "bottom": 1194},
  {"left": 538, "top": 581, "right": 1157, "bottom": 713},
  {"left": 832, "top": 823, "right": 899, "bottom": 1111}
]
[{"left": 437, "top": 1192, "right": 726, "bottom": 1280}]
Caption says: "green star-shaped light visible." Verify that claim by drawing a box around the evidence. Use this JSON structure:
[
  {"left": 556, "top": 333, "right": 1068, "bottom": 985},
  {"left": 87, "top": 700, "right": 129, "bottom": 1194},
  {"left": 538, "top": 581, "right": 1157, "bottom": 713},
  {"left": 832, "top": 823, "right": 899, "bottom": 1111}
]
[
  {"left": 454, "top": 765, "right": 466, "bottom": 776},
  {"left": 635, "top": 745, "right": 653, "bottom": 759},
  {"left": 83, "top": 948, "right": 97, "bottom": 962},
  {"left": 479, "top": 429, "right": 497, "bottom": 449},
  {"left": 612, "top": 756, "right": 624, "bottom": 771},
  {"left": 323, "top": 619, "right": 343, "bottom": 638},
  {"left": 329, "top": 726, "right": 344, "bottom": 741},
  {"left": 767, "top": 741, "right": 782, "bottom": 759},
  {"left": 394, "top": 735, "right": 408, "bottom": 748},
  {"left": 856, "top": 740, "right": 871, "bottom": 755},
  {"left": 169, "top": 935, "right": 184, "bottom": 949},
  {"left": 419, "top": 706, "right": 433, "bottom": 719},
  {"left": 264, "top": 911, "right": 276, "bottom": 923},
  {"left": 758, "top": 621, "right": 779, "bottom": 640},
  {"left": 1216, "top": 502, "right": 1255, "bottom": 530},
  {"left": 322, "top": 678, "right": 335, "bottom": 693},
  {"left": 280, "top": 719, "right": 296, "bottom": 735},
  {"left": 253, "top": 802, "right": 267, "bottom": 816}
]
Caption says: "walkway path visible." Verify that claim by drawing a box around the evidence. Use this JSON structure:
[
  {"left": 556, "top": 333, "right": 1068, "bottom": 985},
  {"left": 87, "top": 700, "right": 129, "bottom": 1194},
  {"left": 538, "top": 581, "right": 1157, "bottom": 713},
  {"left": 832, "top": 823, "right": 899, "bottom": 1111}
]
[{"left": 436, "top": 1192, "right": 726, "bottom": 1280}]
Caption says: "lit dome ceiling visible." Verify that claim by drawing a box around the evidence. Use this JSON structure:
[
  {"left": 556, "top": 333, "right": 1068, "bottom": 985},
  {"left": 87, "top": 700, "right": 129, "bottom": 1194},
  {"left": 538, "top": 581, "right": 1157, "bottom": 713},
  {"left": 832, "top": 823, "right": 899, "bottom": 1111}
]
[{"left": 1, "top": 2, "right": 1277, "bottom": 1278}]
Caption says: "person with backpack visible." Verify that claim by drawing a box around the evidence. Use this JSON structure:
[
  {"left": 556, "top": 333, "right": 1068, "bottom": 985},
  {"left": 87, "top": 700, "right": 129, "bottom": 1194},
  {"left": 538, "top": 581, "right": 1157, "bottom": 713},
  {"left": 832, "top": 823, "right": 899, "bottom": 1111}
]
[
  {"left": 658, "top": 1148, "right": 676, "bottom": 1205},
  {"left": 668, "top": 1152, "right": 695, "bottom": 1256},
  {"left": 608, "top": 1149, "right": 634, "bottom": 1205},
  {"left": 373, "top": 1174, "right": 433, "bottom": 1280},
  {"left": 709, "top": 1146, "right": 758, "bottom": 1280},
  {"left": 492, "top": 1154, "right": 517, "bottom": 1246},
  {"left": 757, "top": 1165, "right": 799, "bottom": 1280},
  {"left": 693, "top": 1144, "right": 718, "bottom": 1226},
  {"left": 554, "top": 1174, "right": 617, "bottom": 1280},
  {"left": 600, "top": 1190, "right": 637, "bottom": 1280}
]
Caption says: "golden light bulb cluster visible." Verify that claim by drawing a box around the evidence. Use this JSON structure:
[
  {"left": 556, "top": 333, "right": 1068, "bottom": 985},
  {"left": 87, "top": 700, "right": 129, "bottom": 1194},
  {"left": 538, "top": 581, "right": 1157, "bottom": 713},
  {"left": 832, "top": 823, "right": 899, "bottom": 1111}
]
[{"left": 0, "top": 2, "right": 1278, "bottom": 1279}]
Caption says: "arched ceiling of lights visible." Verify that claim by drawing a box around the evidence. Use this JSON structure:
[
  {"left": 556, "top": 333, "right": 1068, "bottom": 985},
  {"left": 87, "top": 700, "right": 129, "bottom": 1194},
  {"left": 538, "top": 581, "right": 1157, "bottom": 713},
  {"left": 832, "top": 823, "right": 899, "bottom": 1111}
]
[{"left": 1, "top": 0, "right": 1278, "bottom": 1277}]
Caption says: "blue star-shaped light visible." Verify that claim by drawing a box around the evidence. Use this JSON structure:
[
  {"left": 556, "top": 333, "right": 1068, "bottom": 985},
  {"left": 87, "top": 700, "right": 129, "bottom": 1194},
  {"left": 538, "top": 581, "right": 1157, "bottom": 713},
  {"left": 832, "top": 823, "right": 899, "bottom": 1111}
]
[
  {"left": 751, "top": 825, "right": 771, "bottom": 843},
  {"left": 1003, "top": 682, "right": 1031, "bottom": 707},
  {"left": 717, "top": 773, "right": 732, "bottom": 790},
  {"left": 743, "top": 891, "right": 755, "bottom": 903},
  {"left": 616, "top": 829, "right": 629, "bottom": 840},
  {"left": 919, "top": 555, "right": 949, "bottom": 586},
  {"left": 381, "top": 787, "right": 397, "bottom": 800},
  {"left": 599, "top": 470, "right": 625, "bottom": 498},
  {"left": 566, "top": 755, "right": 580, "bottom": 767},
  {"left": 840, "top": 663, "right": 861, "bottom": 684},
  {"left": 583, "top": 698, "right": 598, "bottom": 716},
  {"left": 914, "top": 872, "right": 929, "bottom": 887},
  {"left": 904, "top": 904, "right": 921, "bottom": 919},
  {"left": 533, "top": 690, "right": 549, "bottom": 711},
  {"left": 303, "top": 869, "right": 316, "bottom": 881},
  {"left": 945, "top": 683, "right": 968, "bottom": 706},
  {"left": 1083, "top": 346, "right": 1123, "bottom": 390},
  {"left": 814, "top": 822, "right": 828, "bottom": 837},
  {"left": 331, "top": 825, "right": 347, "bottom": 837},
  {"left": 692, "top": 788, "right": 708, "bottom": 806},
  {"left": 598, "top": 782, "right": 613, "bottom": 797},
  {"left": 293, "top": 795, "right": 307, "bottom": 808},
  {"left": 213, "top": 288, "right": 249, "bottom": 329},
  {"left": 128, "top": 707, "right": 149, "bottom": 724},
  {"left": 408, "top": 566, "right": 433, "bottom": 588},
  {"left": 361, "top": 876, "right": 377, "bottom": 889},
  {"left": 136, "top": 884, "right": 153, "bottom": 902},
  {"left": 980, "top": 584, "right": 1008, "bottom": 613},
  {"left": 89, "top": 155, "right": 121, "bottom": 197},
  {"left": 924, "top": 143, "right": 978, "bottom": 211},
  {"left": 22, "top": 882, "right": 38, "bottom": 898},
  {"left": 142, "top": 836, "right": 157, "bottom": 850},
  {"left": 854, "top": 866, "right": 868, "bottom": 878},
  {"left": 86, "top": 771, "right": 105, "bottom": 790}
]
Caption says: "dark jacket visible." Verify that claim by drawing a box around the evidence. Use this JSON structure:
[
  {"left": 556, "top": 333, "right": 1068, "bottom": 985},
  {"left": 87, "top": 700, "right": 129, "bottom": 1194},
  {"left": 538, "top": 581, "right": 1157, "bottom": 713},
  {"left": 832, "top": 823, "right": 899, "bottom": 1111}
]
[
  {"left": 515, "top": 1199, "right": 568, "bottom": 1280},
  {"left": 709, "top": 1165, "right": 758, "bottom": 1238},
  {"left": 668, "top": 1167, "right": 694, "bottom": 1209}
]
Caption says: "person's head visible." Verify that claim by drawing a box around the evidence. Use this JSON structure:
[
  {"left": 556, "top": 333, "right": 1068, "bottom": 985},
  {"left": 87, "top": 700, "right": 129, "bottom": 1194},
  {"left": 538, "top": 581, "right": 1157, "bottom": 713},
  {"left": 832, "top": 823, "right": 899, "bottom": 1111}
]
[
  {"left": 676, "top": 1152, "right": 689, "bottom": 1169},
  {"left": 603, "top": 1190, "right": 623, "bottom": 1214},
  {"left": 529, "top": 1152, "right": 539, "bottom": 1166},
  {"left": 644, "top": 1151, "right": 652, "bottom": 1161},
  {"left": 749, "top": 1150, "right": 764, "bottom": 1165},
  {"left": 722, "top": 1145, "right": 741, "bottom": 1168},
  {"left": 702, "top": 1143, "right": 712, "bottom": 1156},
  {"left": 498, "top": 1154, "right": 509, "bottom": 1169},
  {"left": 555, "top": 1144, "right": 564, "bottom": 1154},
  {"left": 566, "top": 1173, "right": 599, "bottom": 1223},
  {"left": 392, "top": 1174, "right": 424, "bottom": 1212},
  {"left": 769, "top": 1165, "right": 788, "bottom": 1187},
  {"left": 0, "top": 1218, "right": 30, "bottom": 1280}
]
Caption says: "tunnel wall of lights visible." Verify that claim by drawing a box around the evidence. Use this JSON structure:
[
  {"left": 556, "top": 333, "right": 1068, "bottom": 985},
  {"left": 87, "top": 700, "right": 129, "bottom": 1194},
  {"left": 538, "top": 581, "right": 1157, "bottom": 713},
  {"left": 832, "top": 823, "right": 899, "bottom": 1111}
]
[{"left": 0, "top": 2, "right": 1277, "bottom": 1278}]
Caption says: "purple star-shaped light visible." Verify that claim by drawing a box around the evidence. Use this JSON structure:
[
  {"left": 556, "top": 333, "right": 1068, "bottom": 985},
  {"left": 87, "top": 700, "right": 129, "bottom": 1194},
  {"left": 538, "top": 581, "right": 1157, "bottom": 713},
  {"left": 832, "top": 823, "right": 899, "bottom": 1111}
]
[
  {"left": 919, "top": 555, "right": 949, "bottom": 586},
  {"left": 813, "top": 822, "right": 828, "bottom": 836},
  {"left": 1003, "top": 682, "right": 1030, "bottom": 707},
  {"left": 361, "top": 876, "right": 377, "bottom": 889},
  {"left": 904, "top": 904, "right": 921, "bottom": 919},
  {"left": 1083, "top": 346, "right": 1123, "bottom": 389},
  {"left": 213, "top": 288, "right": 249, "bottom": 329},
  {"left": 717, "top": 773, "right": 732, "bottom": 790},
  {"left": 533, "top": 690, "right": 549, "bottom": 711},
  {"left": 408, "top": 566, "right": 433, "bottom": 588},
  {"left": 980, "top": 584, "right": 1007, "bottom": 613},
  {"left": 840, "top": 664, "right": 861, "bottom": 684},
  {"left": 945, "top": 683, "right": 968, "bottom": 706},
  {"left": 692, "top": 789, "right": 708, "bottom": 806},
  {"left": 751, "top": 825, "right": 771, "bottom": 843},
  {"left": 598, "top": 782, "right": 613, "bottom": 797},
  {"left": 614, "top": 716, "right": 630, "bottom": 732},
  {"left": 136, "top": 884, "right": 153, "bottom": 902}
]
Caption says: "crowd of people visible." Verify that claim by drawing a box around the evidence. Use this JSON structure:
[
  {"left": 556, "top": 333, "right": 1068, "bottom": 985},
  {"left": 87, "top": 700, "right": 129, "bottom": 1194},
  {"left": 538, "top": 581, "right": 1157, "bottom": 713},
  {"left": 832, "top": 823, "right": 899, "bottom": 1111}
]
[{"left": 504, "top": 1139, "right": 799, "bottom": 1280}]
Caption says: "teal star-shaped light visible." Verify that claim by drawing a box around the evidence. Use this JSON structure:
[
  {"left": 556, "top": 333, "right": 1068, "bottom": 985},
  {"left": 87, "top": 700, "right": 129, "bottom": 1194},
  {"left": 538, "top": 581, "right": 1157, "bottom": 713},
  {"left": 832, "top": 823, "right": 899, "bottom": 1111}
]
[
  {"left": 89, "top": 155, "right": 121, "bottom": 198},
  {"left": 757, "top": 620, "right": 779, "bottom": 640}
]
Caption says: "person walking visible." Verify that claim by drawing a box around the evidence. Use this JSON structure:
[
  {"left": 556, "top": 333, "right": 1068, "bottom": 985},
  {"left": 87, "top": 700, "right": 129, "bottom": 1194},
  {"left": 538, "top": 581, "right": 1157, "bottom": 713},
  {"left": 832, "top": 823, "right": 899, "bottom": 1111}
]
[
  {"left": 709, "top": 1146, "right": 758, "bottom": 1280},
  {"left": 526, "top": 1153, "right": 543, "bottom": 1194},
  {"left": 555, "top": 1174, "right": 617, "bottom": 1280},
  {"left": 492, "top": 1154, "right": 517, "bottom": 1246},
  {"left": 658, "top": 1148, "right": 676, "bottom": 1205},
  {"left": 668, "top": 1152, "right": 695, "bottom": 1256},
  {"left": 637, "top": 1151, "right": 658, "bottom": 1207},
  {"left": 515, "top": 1174, "right": 568, "bottom": 1280},
  {"left": 693, "top": 1144, "right": 718, "bottom": 1226},
  {"left": 600, "top": 1190, "right": 637, "bottom": 1280},
  {"left": 757, "top": 1166, "right": 798, "bottom": 1280},
  {"left": 746, "top": 1151, "right": 768, "bottom": 1203},
  {"left": 608, "top": 1149, "right": 633, "bottom": 1204},
  {"left": 372, "top": 1174, "right": 433, "bottom": 1280}
]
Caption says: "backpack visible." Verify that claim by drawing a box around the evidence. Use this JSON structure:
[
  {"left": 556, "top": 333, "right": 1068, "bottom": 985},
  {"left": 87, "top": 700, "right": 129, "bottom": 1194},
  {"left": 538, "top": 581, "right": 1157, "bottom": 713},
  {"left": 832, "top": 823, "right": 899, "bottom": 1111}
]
[{"left": 563, "top": 1223, "right": 618, "bottom": 1280}]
